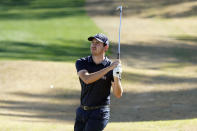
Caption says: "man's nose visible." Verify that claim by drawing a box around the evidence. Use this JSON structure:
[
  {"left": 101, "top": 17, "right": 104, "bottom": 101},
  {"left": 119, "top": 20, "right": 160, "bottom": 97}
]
[{"left": 91, "top": 43, "right": 96, "bottom": 46}]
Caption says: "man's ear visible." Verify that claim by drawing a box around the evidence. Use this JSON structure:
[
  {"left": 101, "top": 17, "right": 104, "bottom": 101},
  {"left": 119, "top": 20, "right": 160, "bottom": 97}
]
[{"left": 104, "top": 45, "right": 109, "bottom": 52}]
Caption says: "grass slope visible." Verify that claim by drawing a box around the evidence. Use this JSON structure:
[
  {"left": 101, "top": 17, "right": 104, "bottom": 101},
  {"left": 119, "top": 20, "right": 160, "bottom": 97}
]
[
  {"left": 0, "top": 0, "right": 101, "bottom": 62},
  {"left": 86, "top": 0, "right": 197, "bottom": 130},
  {"left": 0, "top": 116, "right": 196, "bottom": 131},
  {"left": 1, "top": 0, "right": 197, "bottom": 131}
]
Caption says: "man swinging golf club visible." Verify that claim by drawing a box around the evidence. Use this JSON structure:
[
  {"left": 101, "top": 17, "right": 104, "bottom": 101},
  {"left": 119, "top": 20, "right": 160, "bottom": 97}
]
[
  {"left": 74, "top": 33, "right": 123, "bottom": 131},
  {"left": 74, "top": 6, "right": 123, "bottom": 131}
]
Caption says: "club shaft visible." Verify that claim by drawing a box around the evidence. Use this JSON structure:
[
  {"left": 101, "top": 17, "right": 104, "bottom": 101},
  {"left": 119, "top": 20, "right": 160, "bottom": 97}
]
[{"left": 117, "top": 6, "right": 122, "bottom": 59}]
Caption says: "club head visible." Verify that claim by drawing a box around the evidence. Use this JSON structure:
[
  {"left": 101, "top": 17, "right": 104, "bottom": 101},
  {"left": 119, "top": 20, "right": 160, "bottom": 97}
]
[{"left": 116, "top": 5, "right": 122, "bottom": 12}]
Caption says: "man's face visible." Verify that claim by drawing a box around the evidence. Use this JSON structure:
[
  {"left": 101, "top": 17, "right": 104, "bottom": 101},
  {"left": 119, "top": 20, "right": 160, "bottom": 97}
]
[{"left": 90, "top": 38, "right": 105, "bottom": 55}]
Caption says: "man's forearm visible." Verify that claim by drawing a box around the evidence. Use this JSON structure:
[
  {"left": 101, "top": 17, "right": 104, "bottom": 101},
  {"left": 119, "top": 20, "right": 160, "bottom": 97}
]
[
  {"left": 81, "top": 66, "right": 112, "bottom": 84},
  {"left": 113, "top": 77, "right": 123, "bottom": 98}
]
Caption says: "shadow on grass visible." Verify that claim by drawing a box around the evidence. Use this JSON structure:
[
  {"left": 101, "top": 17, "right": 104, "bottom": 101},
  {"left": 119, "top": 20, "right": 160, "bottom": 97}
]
[
  {"left": 0, "top": 88, "right": 80, "bottom": 122},
  {"left": 2, "top": 0, "right": 197, "bottom": 20},
  {"left": 0, "top": 40, "right": 90, "bottom": 62},
  {"left": 110, "top": 88, "right": 197, "bottom": 122},
  {"left": 110, "top": 40, "right": 197, "bottom": 69},
  {"left": 0, "top": 0, "right": 84, "bottom": 9},
  {"left": 159, "top": 5, "right": 197, "bottom": 18},
  {"left": 122, "top": 72, "right": 197, "bottom": 85},
  {"left": 86, "top": 0, "right": 197, "bottom": 18},
  {"left": 0, "top": 87, "right": 197, "bottom": 122},
  {"left": 174, "top": 35, "right": 197, "bottom": 43},
  {"left": 0, "top": 9, "right": 85, "bottom": 20},
  {"left": 0, "top": 0, "right": 85, "bottom": 20}
]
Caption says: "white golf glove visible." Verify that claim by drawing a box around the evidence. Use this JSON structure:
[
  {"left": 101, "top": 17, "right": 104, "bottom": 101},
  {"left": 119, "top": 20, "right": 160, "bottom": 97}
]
[{"left": 113, "top": 64, "right": 122, "bottom": 79}]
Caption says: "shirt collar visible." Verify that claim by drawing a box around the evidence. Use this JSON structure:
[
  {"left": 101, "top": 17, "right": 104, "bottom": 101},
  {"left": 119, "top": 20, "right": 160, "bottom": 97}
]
[{"left": 88, "top": 55, "right": 108, "bottom": 66}]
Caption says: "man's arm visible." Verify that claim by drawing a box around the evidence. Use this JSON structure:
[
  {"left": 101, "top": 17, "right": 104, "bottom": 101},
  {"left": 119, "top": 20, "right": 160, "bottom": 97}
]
[
  {"left": 112, "top": 77, "right": 123, "bottom": 98},
  {"left": 78, "top": 61, "right": 119, "bottom": 84},
  {"left": 112, "top": 63, "right": 123, "bottom": 98}
]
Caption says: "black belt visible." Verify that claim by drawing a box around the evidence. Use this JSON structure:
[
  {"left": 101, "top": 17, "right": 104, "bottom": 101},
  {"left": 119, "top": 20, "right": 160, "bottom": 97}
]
[{"left": 80, "top": 105, "right": 109, "bottom": 110}]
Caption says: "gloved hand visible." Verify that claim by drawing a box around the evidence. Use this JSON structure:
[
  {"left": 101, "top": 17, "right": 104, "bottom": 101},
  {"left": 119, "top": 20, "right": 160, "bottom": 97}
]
[{"left": 113, "top": 64, "right": 122, "bottom": 79}]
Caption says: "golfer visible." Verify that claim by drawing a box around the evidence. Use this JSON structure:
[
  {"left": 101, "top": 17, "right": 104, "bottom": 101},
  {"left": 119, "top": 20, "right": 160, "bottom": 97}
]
[{"left": 74, "top": 33, "right": 123, "bottom": 131}]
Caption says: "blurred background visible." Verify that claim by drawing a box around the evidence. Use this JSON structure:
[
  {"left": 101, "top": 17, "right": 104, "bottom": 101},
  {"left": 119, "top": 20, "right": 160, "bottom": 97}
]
[{"left": 0, "top": 0, "right": 197, "bottom": 130}]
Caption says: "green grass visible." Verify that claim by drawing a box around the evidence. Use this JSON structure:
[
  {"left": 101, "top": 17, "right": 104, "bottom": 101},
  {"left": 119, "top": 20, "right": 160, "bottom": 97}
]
[
  {"left": 173, "top": 35, "right": 197, "bottom": 43},
  {"left": 0, "top": 116, "right": 196, "bottom": 131},
  {"left": 105, "top": 119, "right": 197, "bottom": 131},
  {"left": 1, "top": 0, "right": 197, "bottom": 131},
  {"left": 0, "top": 0, "right": 102, "bottom": 62}
]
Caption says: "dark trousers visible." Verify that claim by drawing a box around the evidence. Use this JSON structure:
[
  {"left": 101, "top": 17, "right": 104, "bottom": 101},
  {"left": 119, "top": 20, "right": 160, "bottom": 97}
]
[{"left": 74, "top": 106, "right": 110, "bottom": 131}]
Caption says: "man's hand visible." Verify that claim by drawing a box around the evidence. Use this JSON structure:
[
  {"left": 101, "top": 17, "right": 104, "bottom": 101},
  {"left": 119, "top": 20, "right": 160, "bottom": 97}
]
[
  {"left": 113, "top": 63, "right": 122, "bottom": 79},
  {"left": 112, "top": 63, "right": 123, "bottom": 98},
  {"left": 109, "top": 60, "right": 120, "bottom": 70},
  {"left": 111, "top": 60, "right": 123, "bottom": 98}
]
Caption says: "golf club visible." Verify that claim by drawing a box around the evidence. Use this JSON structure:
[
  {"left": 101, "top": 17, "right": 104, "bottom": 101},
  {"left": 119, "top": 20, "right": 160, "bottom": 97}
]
[{"left": 117, "top": 5, "right": 122, "bottom": 59}]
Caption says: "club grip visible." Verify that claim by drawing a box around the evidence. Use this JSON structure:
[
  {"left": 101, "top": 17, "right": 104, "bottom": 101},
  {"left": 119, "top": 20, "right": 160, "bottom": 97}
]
[{"left": 117, "top": 53, "right": 120, "bottom": 59}]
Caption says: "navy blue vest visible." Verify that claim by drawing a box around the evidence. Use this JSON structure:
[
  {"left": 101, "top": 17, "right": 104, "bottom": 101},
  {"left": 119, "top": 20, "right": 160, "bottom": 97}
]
[{"left": 75, "top": 56, "right": 114, "bottom": 106}]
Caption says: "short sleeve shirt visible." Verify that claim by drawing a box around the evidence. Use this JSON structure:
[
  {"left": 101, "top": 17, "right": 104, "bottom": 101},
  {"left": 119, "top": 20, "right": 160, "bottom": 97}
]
[{"left": 75, "top": 55, "right": 114, "bottom": 106}]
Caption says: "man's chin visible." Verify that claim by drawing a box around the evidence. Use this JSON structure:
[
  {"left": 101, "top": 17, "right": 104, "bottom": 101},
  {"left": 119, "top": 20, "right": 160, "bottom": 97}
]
[{"left": 91, "top": 51, "right": 96, "bottom": 55}]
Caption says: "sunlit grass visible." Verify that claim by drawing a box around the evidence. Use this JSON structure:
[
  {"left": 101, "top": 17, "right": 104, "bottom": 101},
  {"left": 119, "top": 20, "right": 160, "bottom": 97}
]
[
  {"left": 105, "top": 119, "right": 197, "bottom": 131},
  {"left": 0, "top": 0, "right": 102, "bottom": 62},
  {"left": 1, "top": 0, "right": 197, "bottom": 131},
  {"left": 0, "top": 116, "right": 196, "bottom": 131}
]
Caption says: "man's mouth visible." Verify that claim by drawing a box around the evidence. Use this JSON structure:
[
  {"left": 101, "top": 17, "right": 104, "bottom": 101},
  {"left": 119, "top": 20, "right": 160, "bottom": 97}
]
[{"left": 91, "top": 47, "right": 96, "bottom": 50}]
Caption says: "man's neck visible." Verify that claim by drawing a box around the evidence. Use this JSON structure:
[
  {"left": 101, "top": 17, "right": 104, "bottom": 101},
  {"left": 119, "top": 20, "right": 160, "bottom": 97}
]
[{"left": 92, "top": 54, "right": 105, "bottom": 65}]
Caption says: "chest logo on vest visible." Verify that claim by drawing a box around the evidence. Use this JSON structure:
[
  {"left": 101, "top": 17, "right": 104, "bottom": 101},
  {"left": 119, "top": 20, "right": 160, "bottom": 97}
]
[{"left": 101, "top": 75, "right": 107, "bottom": 80}]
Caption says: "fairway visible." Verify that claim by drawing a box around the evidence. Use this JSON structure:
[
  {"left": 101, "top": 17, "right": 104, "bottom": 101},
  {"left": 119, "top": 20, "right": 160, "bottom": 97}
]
[
  {"left": 0, "top": 0, "right": 101, "bottom": 61},
  {"left": 1, "top": 0, "right": 197, "bottom": 131},
  {"left": 0, "top": 0, "right": 100, "bottom": 130},
  {"left": 86, "top": 0, "right": 197, "bottom": 130}
]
